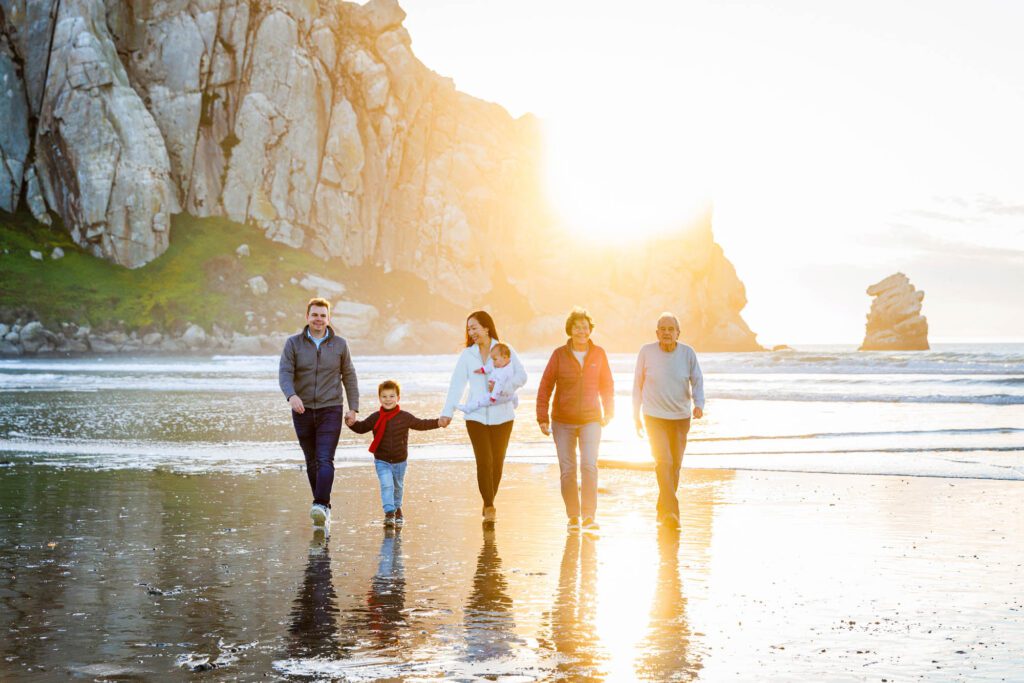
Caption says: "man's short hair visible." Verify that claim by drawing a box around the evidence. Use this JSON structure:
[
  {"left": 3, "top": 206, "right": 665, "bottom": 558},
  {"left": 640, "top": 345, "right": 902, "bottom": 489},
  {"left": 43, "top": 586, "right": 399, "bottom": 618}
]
[
  {"left": 306, "top": 298, "right": 331, "bottom": 315},
  {"left": 491, "top": 342, "right": 511, "bottom": 358},
  {"left": 378, "top": 379, "right": 401, "bottom": 396},
  {"left": 565, "top": 306, "right": 595, "bottom": 336},
  {"left": 657, "top": 312, "right": 680, "bottom": 329}
]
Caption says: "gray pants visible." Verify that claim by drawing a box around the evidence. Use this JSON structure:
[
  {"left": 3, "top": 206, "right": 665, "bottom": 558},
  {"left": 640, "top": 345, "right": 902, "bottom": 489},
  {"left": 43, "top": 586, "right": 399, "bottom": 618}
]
[
  {"left": 643, "top": 415, "right": 691, "bottom": 520},
  {"left": 551, "top": 421, "right": 601, "bottom": 519}
]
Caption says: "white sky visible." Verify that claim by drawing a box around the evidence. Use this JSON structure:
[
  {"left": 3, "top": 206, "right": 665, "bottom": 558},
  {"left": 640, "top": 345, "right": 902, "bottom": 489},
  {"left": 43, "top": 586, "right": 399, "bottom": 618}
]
[{"left": 399, "top": 0, "right": 1024, "bottom": 344}]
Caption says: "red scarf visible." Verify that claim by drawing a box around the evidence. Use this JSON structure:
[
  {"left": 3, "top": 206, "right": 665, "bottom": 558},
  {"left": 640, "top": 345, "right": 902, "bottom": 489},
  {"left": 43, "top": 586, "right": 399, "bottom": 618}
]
[{"left": 369, "top": 405, "right": 400, "bottom": 454}]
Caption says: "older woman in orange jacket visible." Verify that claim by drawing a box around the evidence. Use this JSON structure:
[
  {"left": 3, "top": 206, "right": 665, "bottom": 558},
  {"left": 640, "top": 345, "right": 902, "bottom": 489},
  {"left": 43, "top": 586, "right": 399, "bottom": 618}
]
[{"left": 536, "top": 307, "right": 614, "bottom": 532}]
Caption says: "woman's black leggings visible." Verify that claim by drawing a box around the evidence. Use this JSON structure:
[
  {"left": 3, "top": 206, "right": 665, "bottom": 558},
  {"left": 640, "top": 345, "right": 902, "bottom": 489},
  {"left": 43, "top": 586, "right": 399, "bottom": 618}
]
[{"left": 466, "top": 420, "right": 515, "bottom": 507}]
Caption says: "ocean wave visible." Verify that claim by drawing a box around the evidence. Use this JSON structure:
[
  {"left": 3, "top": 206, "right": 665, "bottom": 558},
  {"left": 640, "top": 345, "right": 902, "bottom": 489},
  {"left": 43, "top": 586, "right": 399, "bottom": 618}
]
[
  {"left": 0, "top": 354, "right": 461, "bottom": 376},
  {"left": 0, "top": 374, "right": 274, "bottom": 393},
  {"left": 689, "top": 445, "right": 1024, "bottom": 456},
  {"left": 692, "top": 427, "right": 1024, "bottom": 442},
  {"left": 3, "top": 438, "right": 1021, "bottom": 481},
  {"left": 4, "top": 347, "right": 1023, "bottom": 378},
  {"left": 0, "top": 357, "right": 277, "bottom": 374},
  {"left": 708, "top": 391, "right": 1024, "bottom": 405},
  {"left": 4, "top": 365, "right": 1022, "bottom": 404},
  {"left": 988, "top": 376, "right": 1024, "bottom": 386},
  {"left": 604, "top": 453, "right": 1024, "bottom": 482},
  {"left": 607, "top": 347, "right": 1024, "bottom": 376}
]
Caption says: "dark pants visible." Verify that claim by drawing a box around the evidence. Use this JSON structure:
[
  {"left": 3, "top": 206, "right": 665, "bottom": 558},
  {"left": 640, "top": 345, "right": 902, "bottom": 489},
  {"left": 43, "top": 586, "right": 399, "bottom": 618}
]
[
  {"left": 466, "top": 420, "right": 514, "bottom": 508},
  {"left": 292, "top": 405, "right": 343, "bottom": 507},
  {"left": 644, "top": 415, "right": 691, "bottom": 519}
]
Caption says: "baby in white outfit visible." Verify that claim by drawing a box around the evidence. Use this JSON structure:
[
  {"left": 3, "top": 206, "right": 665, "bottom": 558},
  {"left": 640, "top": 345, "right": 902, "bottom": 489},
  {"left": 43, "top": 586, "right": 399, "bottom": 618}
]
[{"left": 457, "top": 342, "right": 520, "bottom": 413}]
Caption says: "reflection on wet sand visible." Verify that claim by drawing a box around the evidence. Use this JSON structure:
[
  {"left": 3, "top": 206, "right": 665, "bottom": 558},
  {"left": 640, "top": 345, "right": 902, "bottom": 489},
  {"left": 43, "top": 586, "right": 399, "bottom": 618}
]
[
  {"left": 635, "top": 526, "right": 701, "bottom": 681},
  {"left": 330, "top": 528, "right": 410, "bottom": 657},
  {"left": 6, "top": 463, "right": 1013, "bottom": 680},
  {"left": 363, "top": 529, "right": 407, "bottom": 647},
  {"left": 286, "top": 531, "right": 340, "bottom": 660},
  {"left": 538, "top": 531, "right": 606, "bottom": 680},
  {"left": 279, "top": 528, "right": 416, "bottom": 679},
  {"left": 463, "top": 527, "right": 522, "bottom": 662}
]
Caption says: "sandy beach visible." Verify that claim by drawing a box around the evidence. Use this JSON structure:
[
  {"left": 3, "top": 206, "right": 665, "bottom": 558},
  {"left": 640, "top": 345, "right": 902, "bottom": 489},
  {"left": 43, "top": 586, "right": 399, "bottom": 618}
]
[{"left": 2, "top": 461, "right": 1021, "bottom": 681}]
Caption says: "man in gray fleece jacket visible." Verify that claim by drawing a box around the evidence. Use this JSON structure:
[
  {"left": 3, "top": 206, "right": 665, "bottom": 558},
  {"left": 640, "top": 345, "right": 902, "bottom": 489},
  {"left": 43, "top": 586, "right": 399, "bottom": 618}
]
[{"left": 279, "top": 298, "right": 360, "bottom": 532}]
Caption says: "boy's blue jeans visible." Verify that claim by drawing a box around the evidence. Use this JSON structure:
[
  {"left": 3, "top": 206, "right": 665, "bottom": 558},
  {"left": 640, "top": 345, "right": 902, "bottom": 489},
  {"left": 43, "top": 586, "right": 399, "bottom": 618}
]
[{"left": 374, "top": 459, "right": 408, "bottom": 513}]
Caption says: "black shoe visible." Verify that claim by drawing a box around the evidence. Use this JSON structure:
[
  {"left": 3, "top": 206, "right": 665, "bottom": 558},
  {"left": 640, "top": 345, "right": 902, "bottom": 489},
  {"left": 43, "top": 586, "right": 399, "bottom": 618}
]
[
  {"left": 395, "top": 508, "right": 404, "bottom": 527},
  {"left": 384, "top": 511, "right": 396, "bottom": 528}
]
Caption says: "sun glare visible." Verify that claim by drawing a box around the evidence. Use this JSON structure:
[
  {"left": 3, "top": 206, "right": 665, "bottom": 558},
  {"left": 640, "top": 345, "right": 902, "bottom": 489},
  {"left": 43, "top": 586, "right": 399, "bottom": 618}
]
[{"left": 541, "top": 105, "right": 716, "bottom": 243}]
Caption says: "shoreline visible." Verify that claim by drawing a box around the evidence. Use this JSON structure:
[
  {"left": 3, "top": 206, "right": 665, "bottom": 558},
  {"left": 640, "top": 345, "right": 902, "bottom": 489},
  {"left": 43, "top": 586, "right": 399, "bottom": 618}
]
[
  {"left": 5, "top": 439, "right": 1023, "bottom": 482},
  {"left": 9, "top": 455, "right": 1024, "bottom": 484}
]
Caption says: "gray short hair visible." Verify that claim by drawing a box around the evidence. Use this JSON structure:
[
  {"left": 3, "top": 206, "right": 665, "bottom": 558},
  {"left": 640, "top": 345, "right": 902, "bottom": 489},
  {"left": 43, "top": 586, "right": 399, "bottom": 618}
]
[{"left": 656, "top": 312, "right": 680, "bottom": 329}]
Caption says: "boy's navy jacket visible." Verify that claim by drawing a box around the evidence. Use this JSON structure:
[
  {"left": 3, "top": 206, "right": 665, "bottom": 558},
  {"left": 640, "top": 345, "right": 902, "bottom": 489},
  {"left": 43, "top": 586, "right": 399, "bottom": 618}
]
[{"left": 349, "top": 410, "right": 440, "bottom": 463}]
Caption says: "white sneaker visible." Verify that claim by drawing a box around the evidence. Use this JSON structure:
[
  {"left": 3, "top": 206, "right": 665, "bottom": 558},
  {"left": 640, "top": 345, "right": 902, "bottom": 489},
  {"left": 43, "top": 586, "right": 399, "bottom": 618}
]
[{"left": 310, "top": 503, "right": 330, "bottom": 532}]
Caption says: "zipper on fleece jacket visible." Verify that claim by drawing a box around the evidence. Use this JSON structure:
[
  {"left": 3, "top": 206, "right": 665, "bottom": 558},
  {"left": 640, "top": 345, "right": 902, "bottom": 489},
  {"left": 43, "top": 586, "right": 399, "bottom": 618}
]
[{"left": 312, "top": 340, "right": 321, "bottom": 409}]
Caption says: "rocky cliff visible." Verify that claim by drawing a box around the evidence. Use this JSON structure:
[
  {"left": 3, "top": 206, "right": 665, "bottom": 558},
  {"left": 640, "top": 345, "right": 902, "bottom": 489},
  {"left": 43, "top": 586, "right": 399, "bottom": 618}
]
[
  {"left": 860, "top": 272, "right": 929, "bottom": 351},
  {"left": 0, "top": 0, "right": 760, "bottom": 352},
  {"left": 504, "top": 207, "right": 759, "bottom": 351}
]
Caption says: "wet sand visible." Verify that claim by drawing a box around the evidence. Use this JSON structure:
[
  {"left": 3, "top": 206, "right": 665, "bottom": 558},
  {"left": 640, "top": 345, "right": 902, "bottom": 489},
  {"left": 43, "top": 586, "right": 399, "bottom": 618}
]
[{"left": 2, "top": 462, "right": 1022, "bottom": 681}]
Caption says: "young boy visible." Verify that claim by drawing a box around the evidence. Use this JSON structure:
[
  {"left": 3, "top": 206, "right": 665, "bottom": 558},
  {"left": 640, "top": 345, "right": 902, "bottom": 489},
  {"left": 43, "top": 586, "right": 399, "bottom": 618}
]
[
  {"left": 456, "top": 342, "right": 521, "bottom": 413},
  {"left": 348, "top": 380, "right": 444, "bottom": 527}
]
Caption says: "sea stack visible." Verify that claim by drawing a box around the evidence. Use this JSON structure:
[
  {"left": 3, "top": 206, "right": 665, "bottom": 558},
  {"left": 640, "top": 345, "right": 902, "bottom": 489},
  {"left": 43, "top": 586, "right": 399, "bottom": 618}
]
[{"left": 859, "top": 273, "right": 929, "bottom": 351}]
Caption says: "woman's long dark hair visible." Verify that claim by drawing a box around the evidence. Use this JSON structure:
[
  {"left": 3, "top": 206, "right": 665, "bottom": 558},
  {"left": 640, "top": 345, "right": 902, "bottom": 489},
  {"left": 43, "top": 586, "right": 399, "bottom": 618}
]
[{"left": 465, "top": 310, "right": 499, "bottom": 348}]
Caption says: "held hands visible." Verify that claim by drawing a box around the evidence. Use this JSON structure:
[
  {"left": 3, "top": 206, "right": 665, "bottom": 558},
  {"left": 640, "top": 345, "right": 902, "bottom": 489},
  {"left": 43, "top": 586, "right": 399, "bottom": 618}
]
[
  {"left": 289, "top": 395, "right": 305, "bottom": 414},
  {"left": 345, "top": 410, "right": 357, "bottom": 426},
  {"left": 539, "top": 421, "right": 551, "bottom": 436},
  {"left": 438, "top": 416, "right": 452, "bottom": 428},
  {"left": 693, "top": 407, "right": 704, "bottom": 419}
]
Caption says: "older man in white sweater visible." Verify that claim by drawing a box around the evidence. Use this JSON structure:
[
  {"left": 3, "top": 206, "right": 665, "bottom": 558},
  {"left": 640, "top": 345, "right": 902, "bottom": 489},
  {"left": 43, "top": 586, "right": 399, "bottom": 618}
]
[{"left": 632, "top": 313, "right": 705, "bottom": 529}]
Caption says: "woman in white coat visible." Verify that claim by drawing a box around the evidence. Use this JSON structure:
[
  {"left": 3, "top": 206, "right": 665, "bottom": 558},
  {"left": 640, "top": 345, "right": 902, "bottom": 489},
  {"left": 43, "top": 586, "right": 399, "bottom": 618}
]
[{"left": 441, "top": 311, "right": 527, "bottom": 524}]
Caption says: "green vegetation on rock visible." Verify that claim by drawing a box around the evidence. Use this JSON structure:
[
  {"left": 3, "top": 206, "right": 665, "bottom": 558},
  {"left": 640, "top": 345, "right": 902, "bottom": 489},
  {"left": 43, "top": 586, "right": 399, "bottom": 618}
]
[{"left": 0, "top": 210, "right": 460, "bottom": 334}]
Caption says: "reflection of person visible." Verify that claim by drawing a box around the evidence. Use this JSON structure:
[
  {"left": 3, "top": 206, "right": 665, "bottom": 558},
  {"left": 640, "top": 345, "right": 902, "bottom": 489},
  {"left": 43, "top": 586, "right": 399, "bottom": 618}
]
[
  {"left": 279, "top": 297, "right": 360, "bottom": 533},
  {"left": 348, "top": 380, "right": 444, "bottom": 527},
  {"left": 441, "top": 311, "right": 527, "bottom": 524},
  {"left": 538, "top": 532, "right": 605, "bottom": 678},
  {"left": 632, "top": 313, "right": 704, "bottom": 529},
  {"left": 286, "top": 541, "right": 340, "bottom": 660},
  {"left": 635, "top": 526, "right": 701, "bottom": 681},
  {"left": 365, "top": 529, "right": 407, "bottom": 647},
  {"left": 463, "top": 528, "right": 521, "bottom": 661},
  {"left": 536, "top": 307, "right": 614, "bottom": 531},
  {"left": 457, "top": 343, "right": 520, "bottom": 413}
]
